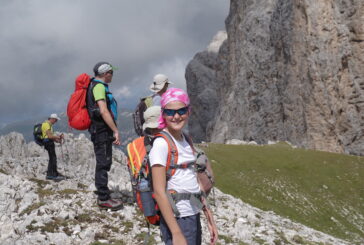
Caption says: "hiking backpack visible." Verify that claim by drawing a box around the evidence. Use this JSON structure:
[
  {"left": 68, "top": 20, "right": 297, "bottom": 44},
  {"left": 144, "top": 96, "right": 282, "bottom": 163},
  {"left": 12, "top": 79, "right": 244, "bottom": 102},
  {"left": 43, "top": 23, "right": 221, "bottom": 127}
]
[
  {"left": 33, "top": 123, "right": 44, "bottom": 146},
  {"left": 126, "top": 131, "right": 214, "bottom": 225},
  {"left": 132, "top": 96, "right": 153, "bottom": 136},
  {"left": 67, "top": 73, "right": 92, "bottom": 130}
]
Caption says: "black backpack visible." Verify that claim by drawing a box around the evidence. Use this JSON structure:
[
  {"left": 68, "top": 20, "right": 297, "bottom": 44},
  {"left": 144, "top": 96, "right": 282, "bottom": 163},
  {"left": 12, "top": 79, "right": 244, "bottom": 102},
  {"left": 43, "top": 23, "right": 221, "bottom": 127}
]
[
  {"left": 132, "top": 96, "right": 153, "bottom": 136},
  {"left": 33, "top": 123, "right": 44, "bottom": 146}
]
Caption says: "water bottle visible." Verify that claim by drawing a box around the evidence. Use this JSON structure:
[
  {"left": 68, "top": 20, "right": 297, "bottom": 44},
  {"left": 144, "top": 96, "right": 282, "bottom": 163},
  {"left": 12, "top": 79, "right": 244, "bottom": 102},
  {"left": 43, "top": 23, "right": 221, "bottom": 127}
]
[
  {"left": 139, "top": 179, "right": 156, "bottom": 216},
  {"left": 138, "top": 178, "right": 150, "bottom": 192}
]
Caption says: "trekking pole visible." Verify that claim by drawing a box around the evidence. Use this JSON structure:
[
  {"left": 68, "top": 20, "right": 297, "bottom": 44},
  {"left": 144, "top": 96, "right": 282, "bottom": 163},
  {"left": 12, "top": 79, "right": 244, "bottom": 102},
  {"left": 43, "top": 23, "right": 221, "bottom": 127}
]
[
  {"left": 143, "top": 222, "right": 151, "bottom": 245},
  {"left": 212, "top": 187, "right": 216, "bottom": 211},
  {"left": 60, "top": 139, "right": 67, "bottom": 177}
]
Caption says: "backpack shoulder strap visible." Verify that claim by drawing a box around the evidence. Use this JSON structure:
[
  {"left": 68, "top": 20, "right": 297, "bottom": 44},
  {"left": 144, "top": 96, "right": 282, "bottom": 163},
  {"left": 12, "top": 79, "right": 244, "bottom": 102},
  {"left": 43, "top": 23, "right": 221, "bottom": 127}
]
[
  {"left": 144, "top": 135, "right": 153, "bottom": 153},
  {"left": 89, "top": 79, "right": 108, "bottom": 95},
  {"left": 154, "top": 131, "right": 178, "bottom": 180},
  {"left": 87, "top": 79, "right": 99, "bottom": 103},
  {"left": 182, "top": 132, "right": 196, "bottom": 154}
]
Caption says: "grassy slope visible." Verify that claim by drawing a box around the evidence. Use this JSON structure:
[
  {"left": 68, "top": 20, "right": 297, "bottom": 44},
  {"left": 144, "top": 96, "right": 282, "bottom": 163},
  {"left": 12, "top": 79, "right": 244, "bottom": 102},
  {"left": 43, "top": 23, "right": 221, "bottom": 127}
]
[{"left": 201, "top": 143, "right": 364, "bottom": 243}]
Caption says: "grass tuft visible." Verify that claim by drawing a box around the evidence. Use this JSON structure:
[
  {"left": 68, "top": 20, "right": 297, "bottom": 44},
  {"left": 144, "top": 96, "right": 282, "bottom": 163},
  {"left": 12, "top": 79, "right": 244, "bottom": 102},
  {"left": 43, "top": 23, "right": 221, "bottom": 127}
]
[
  {"left": 0, "top": 168, "right": 8, "bottom": 175},
  {"left": 20, "top": 202, "right": 45, "bottom": 216},
  {"left": 29, "top": 178, "right": 49, "bottom": 188}
]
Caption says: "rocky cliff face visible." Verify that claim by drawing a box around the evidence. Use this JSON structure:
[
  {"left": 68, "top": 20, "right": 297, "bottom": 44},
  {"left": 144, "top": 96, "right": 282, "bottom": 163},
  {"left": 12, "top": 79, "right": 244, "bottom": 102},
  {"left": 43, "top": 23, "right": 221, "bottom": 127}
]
[
  {"left": 186, "top": 0, "right": 364, "bottom": 155},
  {"left": 0, "top": 132, "right": 349, "bottom": 244}
]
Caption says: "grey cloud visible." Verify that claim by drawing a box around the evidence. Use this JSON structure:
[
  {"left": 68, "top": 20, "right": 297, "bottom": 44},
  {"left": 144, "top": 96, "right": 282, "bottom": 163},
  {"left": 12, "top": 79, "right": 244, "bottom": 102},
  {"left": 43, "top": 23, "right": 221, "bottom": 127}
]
[{"left": 0, "top": 0, "right": 229, "bottom": 124}]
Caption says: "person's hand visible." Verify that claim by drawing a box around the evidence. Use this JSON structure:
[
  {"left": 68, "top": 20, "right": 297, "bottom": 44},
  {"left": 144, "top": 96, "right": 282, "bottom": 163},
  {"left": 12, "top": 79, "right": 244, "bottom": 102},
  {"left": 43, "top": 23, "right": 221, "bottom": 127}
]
[
  {"left": 202, "top": 198, "right": 218, "bottom": 245},
  {"left": 60, "top": 134, "right": 65, "bottom": 143},
  {"left": 207, "top": 215, "right": 218, "bottom": 245},
  {"left": 172, "top": 232, "right": 187, "bottom": 245},
  {"left": 113, "top": 131, "right": 121, "bottom": 145}
]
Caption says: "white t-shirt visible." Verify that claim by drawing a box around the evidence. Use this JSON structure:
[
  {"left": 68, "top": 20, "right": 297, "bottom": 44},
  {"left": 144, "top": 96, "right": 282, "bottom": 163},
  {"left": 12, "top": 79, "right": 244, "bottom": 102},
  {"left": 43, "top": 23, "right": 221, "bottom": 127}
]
[{"left": 149, "top": 132, "right": 200, "bottom": 217}]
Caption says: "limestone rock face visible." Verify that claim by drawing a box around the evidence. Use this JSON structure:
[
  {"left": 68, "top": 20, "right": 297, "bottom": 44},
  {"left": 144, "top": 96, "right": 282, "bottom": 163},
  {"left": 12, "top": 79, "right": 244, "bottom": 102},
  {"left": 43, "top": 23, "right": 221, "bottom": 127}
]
[
  {"left": 0, "top": 132, "right": 29, "bottom": 158},
  {"left": 186, "top": 31, "right": 228, "bottom": 142},
  {"left": 186, "top": 0, "right": 364, "bottom": 155}
]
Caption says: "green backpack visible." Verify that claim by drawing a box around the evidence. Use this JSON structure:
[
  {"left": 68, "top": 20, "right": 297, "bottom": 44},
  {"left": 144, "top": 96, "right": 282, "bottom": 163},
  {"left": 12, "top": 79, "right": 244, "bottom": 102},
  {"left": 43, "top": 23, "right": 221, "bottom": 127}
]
[{"left": 33, "top": 123, "right": 43, "bottom": 146}]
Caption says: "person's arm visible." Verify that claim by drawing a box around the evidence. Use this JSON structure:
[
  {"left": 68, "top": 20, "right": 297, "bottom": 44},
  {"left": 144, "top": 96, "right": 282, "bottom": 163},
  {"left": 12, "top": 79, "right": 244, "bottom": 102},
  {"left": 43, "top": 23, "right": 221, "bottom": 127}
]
[
  {"left": 152, "top": 165, "right": 187, "bottom": 245},
  {"left": 46, "top": 130, "right": 62, "bottom": 143},
  {"left": 201, "top": 197, "right": 218, "bottom": 245},
  {"left": 96, "top": 100, "right": 120, "bottom": 145}
]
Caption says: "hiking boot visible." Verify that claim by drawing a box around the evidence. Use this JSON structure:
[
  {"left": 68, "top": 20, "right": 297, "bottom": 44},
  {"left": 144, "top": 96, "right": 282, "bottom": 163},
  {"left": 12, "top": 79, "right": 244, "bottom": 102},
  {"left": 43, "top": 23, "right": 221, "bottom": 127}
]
[
  {"left": 97, "top": 198, "right": 123, "bottom": 211},
  {"left": 46, "top": 175, "right": 66, "bottom": 182}
]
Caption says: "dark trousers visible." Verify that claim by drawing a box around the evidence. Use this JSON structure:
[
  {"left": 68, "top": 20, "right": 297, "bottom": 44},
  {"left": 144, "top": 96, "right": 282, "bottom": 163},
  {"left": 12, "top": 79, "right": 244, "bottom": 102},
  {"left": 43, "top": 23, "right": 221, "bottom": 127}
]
[
  {"left": 91, "top": 130, "right": 113, "bottom": 201},
  {"left": 44, "top": 141, "right": 58, "bottom": 176},
  {"left": 160, "top": 213, "right": 202, "bottom": 245}
]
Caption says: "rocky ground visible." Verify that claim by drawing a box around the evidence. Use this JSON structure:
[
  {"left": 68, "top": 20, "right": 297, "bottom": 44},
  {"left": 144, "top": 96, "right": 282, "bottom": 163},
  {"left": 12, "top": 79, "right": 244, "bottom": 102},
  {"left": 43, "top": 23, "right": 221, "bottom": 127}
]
[{"left": 0, "top": 132, "right": 351, "bottom": 245}]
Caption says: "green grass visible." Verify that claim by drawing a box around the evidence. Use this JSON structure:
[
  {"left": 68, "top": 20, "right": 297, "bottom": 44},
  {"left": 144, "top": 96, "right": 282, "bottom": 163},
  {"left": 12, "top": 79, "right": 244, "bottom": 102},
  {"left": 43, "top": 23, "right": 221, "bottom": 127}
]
[
  {"left": 20, "top": 202, "right": 45, "bottom": 216},
  {"left": 75, "top": 213, "right": 95, "bottom": 223},
  {"left": 90, "top": 241, "right": 126, "bottom": 245},
  {"left": 135, "top": 232, "right": 157, "bottom": 245},
  {"left": 27, "top": 217, "right": 76, "bottom": 235},
  {"left": 29, "top": 178, "right": 49, "bottom": 188},
  {"left": 121, "top": 220, "right": 134, "bottom": 233},
  {"left": 36, "top": 188, "right": 55, "bottom": 198},
  {"left": 218, "top": 234, "right": 235, "bottom": 244},
  {"left": 202, "top": 143, "right": 364, "bottom": 243},
  {"left": 57, "top": 188, "right": 88, "bottom": 198},
  {"left": 77, "top": 182, "right": 88, "bottom": 189},
  {"left": 0, "top": 168, "right": 8, "bottom": 175}
]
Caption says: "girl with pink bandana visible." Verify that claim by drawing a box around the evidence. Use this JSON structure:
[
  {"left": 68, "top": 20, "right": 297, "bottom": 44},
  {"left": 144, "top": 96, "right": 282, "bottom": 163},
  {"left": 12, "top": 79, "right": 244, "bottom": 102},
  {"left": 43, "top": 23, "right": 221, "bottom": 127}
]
[{"left": 149, "top": 88, "right": 218, "bottom": 245}]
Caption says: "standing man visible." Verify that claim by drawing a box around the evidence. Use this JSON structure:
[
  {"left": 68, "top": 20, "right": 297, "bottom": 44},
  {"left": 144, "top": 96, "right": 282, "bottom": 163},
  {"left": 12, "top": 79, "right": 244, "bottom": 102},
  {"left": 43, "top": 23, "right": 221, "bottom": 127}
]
[
  {"left": 42, "top": 113, "right": 65, "bottom": 181},
  {"left": 150, "top": 74, "right": 172, "bottom": 106},
  {"left": 87, "top": 61, "right": 123, "bottom": 211}
]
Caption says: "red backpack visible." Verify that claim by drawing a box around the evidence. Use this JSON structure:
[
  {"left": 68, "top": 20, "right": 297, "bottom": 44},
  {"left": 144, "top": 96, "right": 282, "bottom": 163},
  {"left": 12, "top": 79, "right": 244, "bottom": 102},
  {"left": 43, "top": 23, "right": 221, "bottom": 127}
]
[{"left": 67, "top": 73, "right": 92, "bottom": 130}]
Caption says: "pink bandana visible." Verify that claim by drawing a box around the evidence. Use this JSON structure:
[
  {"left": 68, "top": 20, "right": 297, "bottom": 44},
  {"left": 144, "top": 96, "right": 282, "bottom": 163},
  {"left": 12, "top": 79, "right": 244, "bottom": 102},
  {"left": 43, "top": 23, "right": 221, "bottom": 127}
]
[{"left": 158, "top": 88, "right": 190, "bottom": 129}]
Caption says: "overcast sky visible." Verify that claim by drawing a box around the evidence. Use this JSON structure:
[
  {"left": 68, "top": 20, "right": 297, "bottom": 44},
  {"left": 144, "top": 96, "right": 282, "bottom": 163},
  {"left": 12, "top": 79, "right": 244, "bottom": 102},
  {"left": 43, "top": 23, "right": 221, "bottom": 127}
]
[{"left": 0, "top": 0, "right": 229, "bottom": 126}]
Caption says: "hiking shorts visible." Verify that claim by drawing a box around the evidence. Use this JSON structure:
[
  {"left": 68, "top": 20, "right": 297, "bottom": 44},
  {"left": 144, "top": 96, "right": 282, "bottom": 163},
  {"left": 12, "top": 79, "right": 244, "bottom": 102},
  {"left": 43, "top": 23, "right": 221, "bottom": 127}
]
[{"left": 160, "top": 213, "right": 201, "bottom": 245}]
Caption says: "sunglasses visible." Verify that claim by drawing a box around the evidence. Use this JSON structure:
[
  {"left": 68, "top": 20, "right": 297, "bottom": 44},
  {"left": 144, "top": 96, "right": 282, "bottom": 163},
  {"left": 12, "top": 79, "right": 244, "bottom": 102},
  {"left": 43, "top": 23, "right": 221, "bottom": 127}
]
[
  {"left": 107, "top": 70, "right": 113, "bottom": 75},
  {"left": 163, "top": 106, "right": 189, "bottom": 116}
]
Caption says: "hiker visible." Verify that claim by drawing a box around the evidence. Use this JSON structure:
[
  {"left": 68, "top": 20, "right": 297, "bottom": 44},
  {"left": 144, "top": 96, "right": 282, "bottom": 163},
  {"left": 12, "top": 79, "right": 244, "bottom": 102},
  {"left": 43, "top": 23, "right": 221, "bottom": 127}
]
[
  {"left": 149, "top": 88, "right": 218, "bottom": 245},
  {"left": 86, "top": 61, "right": 123, "bottom": 211},
  {"left": 150, "top": 73, "right": 172, "bottom": 106},
  {"left": 132, "top": 74, "right": 172, "bottom": 136},
  {"left": 143, "top": 105, "right": 162, "bottom": 136},
  {"left": 42, "top": 114, "right": 65, "bottom": 181}
]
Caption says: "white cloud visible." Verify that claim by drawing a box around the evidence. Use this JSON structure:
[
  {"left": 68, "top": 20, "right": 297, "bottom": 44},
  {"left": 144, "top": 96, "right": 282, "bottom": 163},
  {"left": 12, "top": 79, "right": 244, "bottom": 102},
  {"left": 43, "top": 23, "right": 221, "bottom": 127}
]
[
  {"left": 114, "top": 86, "right": 131, "bottom": 99},
  {"left": 147, "top": 57, "right": 190, "bottom": 90},
  {"left": 0, "top": 0, "right": 229, "bottom": 123},
  {"left": 119, "top": 57, "right": 189, "bottom": 102}
]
